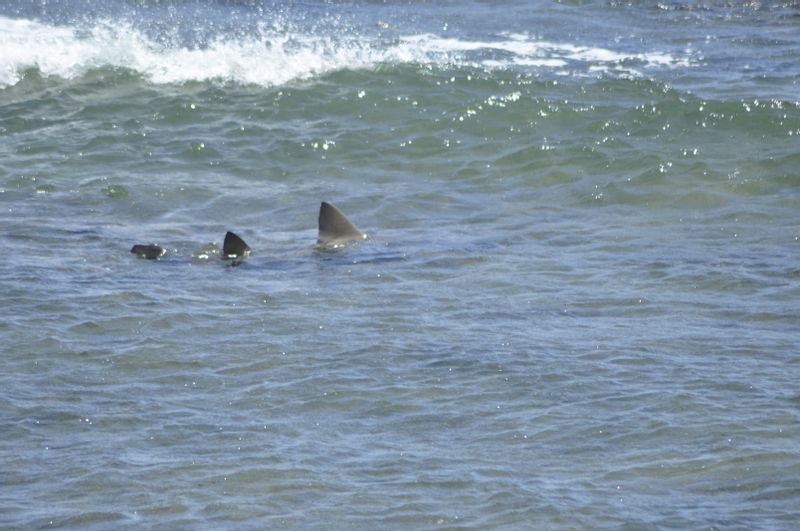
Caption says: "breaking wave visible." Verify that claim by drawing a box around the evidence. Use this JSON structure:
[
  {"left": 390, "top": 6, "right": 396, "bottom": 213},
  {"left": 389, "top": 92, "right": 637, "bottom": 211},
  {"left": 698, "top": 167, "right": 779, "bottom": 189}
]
[{"left": 0, "top": 15, "right": 693, "bottom": 88}]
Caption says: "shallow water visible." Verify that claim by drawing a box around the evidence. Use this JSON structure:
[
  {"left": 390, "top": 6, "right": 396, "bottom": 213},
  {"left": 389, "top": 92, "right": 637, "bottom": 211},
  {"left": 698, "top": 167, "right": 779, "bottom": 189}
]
[{"left": 2, "top": 1, "right": 799, "bottom": 528}]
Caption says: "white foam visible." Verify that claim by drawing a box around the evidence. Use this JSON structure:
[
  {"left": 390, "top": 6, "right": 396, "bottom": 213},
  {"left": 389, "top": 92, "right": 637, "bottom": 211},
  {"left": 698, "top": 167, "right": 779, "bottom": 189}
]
[
  {"left": 0, "top": 16, "right": 382, "bottom": 87},
  {"left": 0, "top": 17, "right": 93, "bottom": 86},
  {"left": 396, "top": 33, "right": 691, "bottom": 72},
  {"left": 0, "top": 16, "right": 691, "bottom": 88}
]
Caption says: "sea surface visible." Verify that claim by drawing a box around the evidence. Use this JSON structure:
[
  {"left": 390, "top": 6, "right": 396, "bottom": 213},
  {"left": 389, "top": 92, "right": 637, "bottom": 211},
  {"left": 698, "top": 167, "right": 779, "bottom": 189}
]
[{"left": 1, "top": 1, "right": 799, "bottom": 528}]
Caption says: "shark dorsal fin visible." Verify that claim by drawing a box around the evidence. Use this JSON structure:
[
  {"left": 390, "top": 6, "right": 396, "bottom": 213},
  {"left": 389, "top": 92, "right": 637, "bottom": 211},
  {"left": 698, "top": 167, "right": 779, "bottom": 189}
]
[
  {"left": 223, "top": 231, "right": 250, "bottom": 262},
  {"left": 317, "top": 201, "right": 367, "bottom": 248}
]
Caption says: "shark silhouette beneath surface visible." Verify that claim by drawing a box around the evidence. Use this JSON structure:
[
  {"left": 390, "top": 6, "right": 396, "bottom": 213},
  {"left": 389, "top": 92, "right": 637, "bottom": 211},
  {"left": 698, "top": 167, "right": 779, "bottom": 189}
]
[{"left": 130, "top": 201, "right": 367, "bottom": 263}]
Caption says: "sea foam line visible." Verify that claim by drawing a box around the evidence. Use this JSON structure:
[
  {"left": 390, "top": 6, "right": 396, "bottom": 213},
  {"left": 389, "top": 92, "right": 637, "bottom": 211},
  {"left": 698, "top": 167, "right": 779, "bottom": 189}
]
[
  {"left": 398, "top": 33, "right": 691, "bottom": 72},
  {"left": 0, "top": 16, "right": 691, "bottom": 88}
]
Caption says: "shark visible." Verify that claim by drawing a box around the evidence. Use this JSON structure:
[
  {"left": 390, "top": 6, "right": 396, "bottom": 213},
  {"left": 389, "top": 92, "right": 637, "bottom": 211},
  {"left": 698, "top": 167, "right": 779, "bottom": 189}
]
[{"left": 130, "top": 201, "right": 367, "bottom": 262}]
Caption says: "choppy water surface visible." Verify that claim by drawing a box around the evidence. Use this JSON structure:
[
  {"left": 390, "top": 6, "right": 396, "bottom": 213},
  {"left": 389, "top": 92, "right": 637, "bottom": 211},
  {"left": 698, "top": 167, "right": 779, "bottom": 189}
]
[{"left": 2, "top": 1, "right": 799, "bottom": 528}]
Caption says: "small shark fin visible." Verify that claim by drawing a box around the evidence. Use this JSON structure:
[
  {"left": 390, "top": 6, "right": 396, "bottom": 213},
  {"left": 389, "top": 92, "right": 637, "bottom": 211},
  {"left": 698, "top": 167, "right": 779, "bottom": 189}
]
[
  {"left": 317, "top": 201, "right": 367, "bottom": 248},
  {"left": 222, "top": 231, "right": 251, "bottom": 263}
]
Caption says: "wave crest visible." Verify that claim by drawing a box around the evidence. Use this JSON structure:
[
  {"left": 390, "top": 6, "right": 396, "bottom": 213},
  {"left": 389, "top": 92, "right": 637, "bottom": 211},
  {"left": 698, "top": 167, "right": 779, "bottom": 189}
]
[
  {"left": 0, "top": 16, "right": 383, "bottom": 87},
  {"left": 0, "top": 16, "right": 692, "bottom": 88}
]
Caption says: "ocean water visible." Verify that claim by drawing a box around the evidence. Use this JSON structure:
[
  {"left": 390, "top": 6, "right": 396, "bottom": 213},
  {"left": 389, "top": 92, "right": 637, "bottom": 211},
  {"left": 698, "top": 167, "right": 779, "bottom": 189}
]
[{"left": 1, "top": 0, "right": 799, "bottom": 528}]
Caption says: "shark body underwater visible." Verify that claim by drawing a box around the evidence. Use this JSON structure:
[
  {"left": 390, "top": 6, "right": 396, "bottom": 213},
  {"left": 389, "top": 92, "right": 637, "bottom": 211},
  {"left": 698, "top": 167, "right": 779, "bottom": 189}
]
[{"left": 130, "top": 201, "right": 368, "bottom": 264}]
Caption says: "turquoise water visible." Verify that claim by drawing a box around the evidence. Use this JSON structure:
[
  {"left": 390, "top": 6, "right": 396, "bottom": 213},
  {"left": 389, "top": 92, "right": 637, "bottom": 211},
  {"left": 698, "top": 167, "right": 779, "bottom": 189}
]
[{"left": 2, "top": 1, "right": 799, "bottom": 528}]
